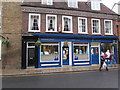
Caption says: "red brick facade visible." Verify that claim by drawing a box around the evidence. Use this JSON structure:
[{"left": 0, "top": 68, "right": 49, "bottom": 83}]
[{"left": 22, "top": 12, "right": 118, "bottom": 36}]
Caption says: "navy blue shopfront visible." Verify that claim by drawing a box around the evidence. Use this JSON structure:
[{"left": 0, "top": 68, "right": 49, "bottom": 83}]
[{"left": 31, "top": 33, "right": 118, "bottom": 68}]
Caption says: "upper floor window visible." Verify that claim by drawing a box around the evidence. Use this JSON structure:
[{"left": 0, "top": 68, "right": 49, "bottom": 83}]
[
  {"left": 104, "top": 20, "right": 113, "bottom": 35},
  {"left": 92, "top": 19, "right": 100, "bottom": 34},
  {"left": 78, "top": 17, "right": 87, "bottom": 34},
  {"left": 46, "top": 14, "right": 57, "bottom": 32},
  {"left": 62, "top": 16, "right": 73, "bottom": 33},
  {"left": 28, "top": 13, "right": 40, "bottom": 32},
  {"left": 68, "top": 0, "right": 78, "bottom": 8},
  {"left": 91, "top": 1, "right": 100, "bottom": 10},
  {"left": 42, "top": 0, "right": 53, "bottom": 5}
]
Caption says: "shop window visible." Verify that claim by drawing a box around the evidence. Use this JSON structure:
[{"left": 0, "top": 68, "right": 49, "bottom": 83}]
[
  {"left": 41, "top": 0, "right": 53, "bottom": 5},
  {"left": 46, "top": 15, "right": 57, "bottom": 32},
  {"left": 41, "top": 43, "right": 59, "bottom": 62},
  {"left": 104, "top": 20, "right": 113, "bottom": 35},
  {"left": 68, "top": 0, "right": 78, "bottom": 8},
  {"left": 92, "top": 19, "right": 100, "bottom": 34},
  {"left": 62, "top": 16, "right": 73, "bottom": 33},
  {"left": 28, "top": 13, "right": 40, "bottom": 32},
  {"left": 78, "top": 17, "right": 87, "bottom": 34},
  {"left": 101, "top": 43, "right": 114, "bottom": 54},
  {"left": 74, "top": 43, "right": 89, "bottom": 61}
]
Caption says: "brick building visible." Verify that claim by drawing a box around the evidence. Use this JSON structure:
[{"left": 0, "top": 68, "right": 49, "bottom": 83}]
[
  {"left": 0, "top": 0, "right": 118, "bottom": 70},
  {"left": 0, "top": 1, "right": 22, "bottom": 69},
  {"left": 21, "top": 0, "right": 118, "bottom": 69}
]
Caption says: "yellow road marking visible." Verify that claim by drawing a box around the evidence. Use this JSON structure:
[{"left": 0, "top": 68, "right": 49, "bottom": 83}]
[{"left": 1, "top": 68, "right": 120, "bottom": 78}]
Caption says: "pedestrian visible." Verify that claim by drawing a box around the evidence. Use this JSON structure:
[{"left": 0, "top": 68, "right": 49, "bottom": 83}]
[
  {"left": 99, "top": 53, "right": 108, "bottom": 71},
  {"left": 105, "top": 50, "right": 111, "bottom": 66}
]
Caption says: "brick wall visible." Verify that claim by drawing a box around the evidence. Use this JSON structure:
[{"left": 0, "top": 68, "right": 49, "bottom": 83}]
[
  {"left": 22, "top": 12, "right": 118, "bottom": 36},
  {"left": 1, "top": 2, "right": 22, "bottom": 69}
]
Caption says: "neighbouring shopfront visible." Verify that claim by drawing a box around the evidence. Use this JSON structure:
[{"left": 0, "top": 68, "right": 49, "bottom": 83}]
[{"left": 21, "top": 33, "right": 118, "bottom": 69}]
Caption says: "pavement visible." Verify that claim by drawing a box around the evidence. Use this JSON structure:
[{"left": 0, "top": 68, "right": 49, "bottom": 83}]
[{"left": 0, "top": 64, "right": 120, "bottom": 76}]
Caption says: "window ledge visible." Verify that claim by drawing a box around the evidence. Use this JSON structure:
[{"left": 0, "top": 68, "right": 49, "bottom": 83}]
[
  {"left": 78, "top": 32, "right": 88, "bottom": 34},
  {"left": 105, "top": 33, "right": 113, "bottom": 35},
  {"left": 92, "top": 33, "right": 101, "bottom": 35},
  {"left": 62, "top": 31, "right": 73, "bottom": 33},
  {"left": 28, "top": 30, "right": 40, "bottom": 32},
  {"left": 46, "top": 31, "right": 58, "bottom": 33}
]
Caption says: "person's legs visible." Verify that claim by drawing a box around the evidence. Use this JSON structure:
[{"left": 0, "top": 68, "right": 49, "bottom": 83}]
[
  {"left": 106, "top": 66, "right": 108, "bottom": 71},
  {"left": 99, "top": 61, "right": 104, "bottom": 71}
]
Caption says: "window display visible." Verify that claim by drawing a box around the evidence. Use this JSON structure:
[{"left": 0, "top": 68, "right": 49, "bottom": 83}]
[
  {"left": 74, "top": 43, "right": 89, "bottom": 60},
  {"left": 41, "top": 43, "right": 59, "bottom": 62}
]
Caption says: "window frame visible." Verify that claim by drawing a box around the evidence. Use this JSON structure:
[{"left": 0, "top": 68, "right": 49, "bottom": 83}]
[
  {"left": 41, "top": 0, "right": 53, "bottom": 5},
  {"left": 91, "top": 19, "right": 101, "bottom": 34},
  {"left": 46, "top": 14, "right": 57, "bottom": 32},
  {"left": 28, "top": 13, "right": 41, "bottom": 32},
  {"left": 91, "top": 1, "right": 100, "bottom": 10},
  {"left": 62, "top": 16, "right": 73, "bottom": 33},
  {"left": 104, "top": 20, "right": 113, "bottom": 35},
  {"left": 68, "top": 0, "right": 78, "bottom": 8},
  {"left": 40, "top": 43, "right": 60, "bottom": 62},
  {"left": 73, "top": 43, "right": 90, "bottom": 61},
  {"left": 78, "top": 17, "right": 88, "bottom": 34}
]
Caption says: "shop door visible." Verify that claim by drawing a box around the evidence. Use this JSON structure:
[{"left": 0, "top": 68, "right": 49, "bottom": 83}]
[
  {"left": 62, "top": 46, "right": 69, "bottom": 65},
  {"left": 28, "top": 48, "right": 35, "bottom": 66},
  {"left": 91, "top": 47, "right": 99, "bottom": 64}
]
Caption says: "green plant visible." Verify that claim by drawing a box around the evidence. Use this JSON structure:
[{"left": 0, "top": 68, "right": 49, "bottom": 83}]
[
  {"left": 2, "top": 40, "right": 10, "bottom": 47},
  {"left": 112, "top": 43, "right": 117, "bottom": 47},
  {"left": 35, "top": 41, "right": 41, "bottom": 47}
]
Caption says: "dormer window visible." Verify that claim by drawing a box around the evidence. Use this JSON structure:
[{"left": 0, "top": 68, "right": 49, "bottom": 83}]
[
  {"left": 42, "top": 0, "right": 53, "bottom": 5},
  {"left": 68, "top": 0, "right": 78, "bottom": 8},
  {"left": 90, "top": 0, "right": 101, "bottom": 10}
]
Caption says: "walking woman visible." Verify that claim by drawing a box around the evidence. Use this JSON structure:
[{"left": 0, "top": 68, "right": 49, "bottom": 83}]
[{"left": 99, "top": 53, "right": 108, "bottom": 71}]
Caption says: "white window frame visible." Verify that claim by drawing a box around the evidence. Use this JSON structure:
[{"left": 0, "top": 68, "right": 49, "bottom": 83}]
[
  {"left": 28, "top": 13, "right": 41, "bottom": 32},
  {"left": 73, "top": 43, "right": 90, "bottom": 61},
  {"left": 91, "top": 1, "right": 100, "bottom": 10},
  {"left": 68, "top": 0, "right": 78, "bottom": 8},
  {"left": 78, "top": 17, "right": 88, "bottom": 34},
  {"left": 62, "top": 16, "right": 73, "bottom": 33},
  {"left": 40, "top": 43, "right": 60, "bottom": 62},
  {"left": 104, "top": 20, "right": 113, "bottom": 35},
  {"left": 41, "top": 0, "right": 53, "bottom": 5},
  {"left": 46, "top": 14, "right": 57, "bottom": 32},
  {"left": 91, "top": 19, "right": 101, "bottom": 34}
]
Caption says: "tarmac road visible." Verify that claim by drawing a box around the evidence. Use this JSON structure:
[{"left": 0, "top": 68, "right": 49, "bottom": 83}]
[{"left": 2, "top": 69, "right": 120, "bottom": 88}]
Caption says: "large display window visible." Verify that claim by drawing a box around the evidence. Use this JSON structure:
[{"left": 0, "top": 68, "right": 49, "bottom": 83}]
[
  {"left": 74, "top": 43, "right": 89, "bottom": 61},
  {"left": 41, "top": 42, "right": 59, "bottom": 62}
]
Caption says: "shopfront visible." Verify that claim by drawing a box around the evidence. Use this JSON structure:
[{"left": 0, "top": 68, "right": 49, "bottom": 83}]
[{"left": 21, "top": 33, "right": 118, "bottom": 69}]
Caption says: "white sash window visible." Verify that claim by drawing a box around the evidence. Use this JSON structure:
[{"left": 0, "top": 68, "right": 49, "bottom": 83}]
[
  {"left": 62, "top": 16, "right": 73, "bottom": 33},
  {"left": 46, "top": 15, "right": 57, "bottom": 32},
  {"left": 104, "top": 20, "right": 113, "bottom": 35},
  {"left": 92, "top": 19, "right": 100, "bottom": 34},
  {"left": 78, "top": 17, "right": 87, "bottom": 34},
  {"left": 28, "top": 13, "right": 40, "bottom": 32}
]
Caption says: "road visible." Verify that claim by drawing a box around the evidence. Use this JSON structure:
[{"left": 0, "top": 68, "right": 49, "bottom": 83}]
[{"left": 2, "top": 69, "right": 120, "bottom": 88}]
